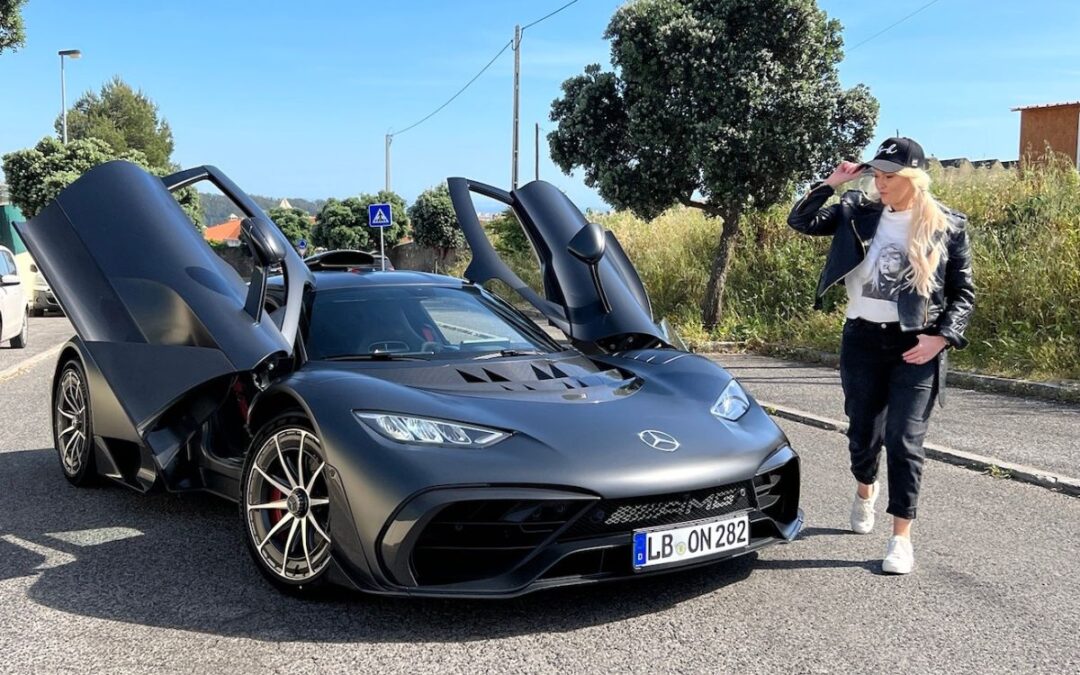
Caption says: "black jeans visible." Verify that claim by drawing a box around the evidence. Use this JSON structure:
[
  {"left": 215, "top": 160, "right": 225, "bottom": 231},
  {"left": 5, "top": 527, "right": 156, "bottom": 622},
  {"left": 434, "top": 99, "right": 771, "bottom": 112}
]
[{"left": 839, "top": 318, "right": 939, "bottom": 520}]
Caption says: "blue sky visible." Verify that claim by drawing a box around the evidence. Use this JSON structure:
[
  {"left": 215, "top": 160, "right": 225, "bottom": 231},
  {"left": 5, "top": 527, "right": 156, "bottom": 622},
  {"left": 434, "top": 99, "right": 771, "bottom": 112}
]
[{"left": 2, "top": 0, "right": 1078, "bottom": 211}]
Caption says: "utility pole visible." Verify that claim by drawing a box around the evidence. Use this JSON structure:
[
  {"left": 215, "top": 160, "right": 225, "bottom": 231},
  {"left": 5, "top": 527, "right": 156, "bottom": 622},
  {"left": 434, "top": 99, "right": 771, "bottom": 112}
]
[
  {"left": 534, "top": 122, "right": 540, "bottom": 182},
  {"left": 58, "top": 49, "right": 82, "bottom": 144},
  {"left": 511, "top": 24, "right": 522, "bottom": 190},
  {"left": 384, "top": 133, "right": 392, "bottom": 192}
]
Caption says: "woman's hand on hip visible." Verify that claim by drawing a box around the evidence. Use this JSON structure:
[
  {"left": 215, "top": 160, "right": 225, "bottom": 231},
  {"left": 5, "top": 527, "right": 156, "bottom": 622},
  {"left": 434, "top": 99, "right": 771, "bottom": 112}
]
[
  {"left": 824, "top": 161, "right": 863, "bottom": 187},
  {"left": 903, "top": 335, "right": 948, "bottom": 365}
]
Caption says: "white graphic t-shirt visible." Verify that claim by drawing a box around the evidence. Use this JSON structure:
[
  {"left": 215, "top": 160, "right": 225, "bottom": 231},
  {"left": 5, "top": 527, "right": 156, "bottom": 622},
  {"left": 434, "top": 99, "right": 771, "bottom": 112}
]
[{"left": 845, "top": 208, "right": 912, "bottom": 323}]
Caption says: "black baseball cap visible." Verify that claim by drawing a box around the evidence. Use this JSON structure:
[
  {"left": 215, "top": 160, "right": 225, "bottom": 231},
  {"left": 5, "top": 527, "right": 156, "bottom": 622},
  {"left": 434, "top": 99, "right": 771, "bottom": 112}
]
[{"left": 862, "top": 136, "right": 927, "bottom": 173}]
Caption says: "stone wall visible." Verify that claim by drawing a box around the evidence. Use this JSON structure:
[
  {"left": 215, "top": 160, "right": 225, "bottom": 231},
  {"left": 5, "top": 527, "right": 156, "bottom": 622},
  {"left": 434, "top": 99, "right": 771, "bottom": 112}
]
[{"left": 388, "top": 242, "right": 461, "bottom": 274}]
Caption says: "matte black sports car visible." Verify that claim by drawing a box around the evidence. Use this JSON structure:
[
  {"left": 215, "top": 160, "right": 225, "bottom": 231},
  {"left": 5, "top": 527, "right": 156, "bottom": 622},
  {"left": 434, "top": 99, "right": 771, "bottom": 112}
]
[{"left": 16, "top": 161, "right": 803, "bottom": 597}]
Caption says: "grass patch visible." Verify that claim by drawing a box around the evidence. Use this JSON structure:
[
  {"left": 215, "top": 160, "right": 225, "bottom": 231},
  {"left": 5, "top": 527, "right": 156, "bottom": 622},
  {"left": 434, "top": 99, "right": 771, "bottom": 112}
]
[{"left": 985, "top": 464, "right": 1013, "bottom": 480}]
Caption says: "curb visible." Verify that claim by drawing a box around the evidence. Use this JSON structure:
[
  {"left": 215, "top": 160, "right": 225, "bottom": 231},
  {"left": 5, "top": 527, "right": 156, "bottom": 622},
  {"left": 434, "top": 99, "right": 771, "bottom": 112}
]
[
  {"left": 758, "top": 399, "right": 1080, "bottom": 498},
  {"left": 0, "top": 343, "right": 64, "bottom": 385},
  {"left": 688, "top": 340, "right": 748, "bottom": 353},
  {"left": 752, "top": 344, "right": 1080, "bottom": 405}
]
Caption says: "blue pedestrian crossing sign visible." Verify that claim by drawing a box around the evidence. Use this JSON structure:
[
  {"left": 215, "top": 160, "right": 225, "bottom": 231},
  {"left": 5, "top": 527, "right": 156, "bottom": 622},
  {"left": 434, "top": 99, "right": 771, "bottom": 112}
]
[{"left": 368, "top": 203, "right": 392, "bottom": 228}]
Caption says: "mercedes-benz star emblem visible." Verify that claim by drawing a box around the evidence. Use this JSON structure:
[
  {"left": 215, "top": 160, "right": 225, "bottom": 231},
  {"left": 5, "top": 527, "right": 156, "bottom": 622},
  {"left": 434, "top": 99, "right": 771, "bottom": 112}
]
[{"left": 638, "top": 430, "right": 680, "bottom": 452}]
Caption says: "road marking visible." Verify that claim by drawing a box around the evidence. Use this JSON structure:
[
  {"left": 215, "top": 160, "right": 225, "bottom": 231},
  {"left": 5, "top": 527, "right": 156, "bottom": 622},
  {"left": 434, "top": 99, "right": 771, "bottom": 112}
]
[
  {"left": 47, "top": 527, "right": 143, "bottom": 546},
  {"left": 0, "top": 343, "right": 64, "bottom": 385},
  {"left": 0, "top": 534, "right": 76, "bottom": 570}
]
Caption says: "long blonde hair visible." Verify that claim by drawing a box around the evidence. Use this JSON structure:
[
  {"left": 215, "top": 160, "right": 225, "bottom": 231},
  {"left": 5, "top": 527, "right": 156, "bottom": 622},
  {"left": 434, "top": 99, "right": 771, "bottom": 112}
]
[{"left": 864, "top": 168, "right": 952, "bottom": 298}]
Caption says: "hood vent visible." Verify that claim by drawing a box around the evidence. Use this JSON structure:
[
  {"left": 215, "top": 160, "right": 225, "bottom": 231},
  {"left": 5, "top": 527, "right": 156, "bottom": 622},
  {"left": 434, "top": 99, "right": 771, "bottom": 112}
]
[
  {"left": 452, "top": 358, "right": 624, "bottom": 392},
  {"left": 482, "top": 368, "right": 510, "bottom": 383},
  {"left": 531, "top": 365, "right": 553, "bottom": 381},
  {"left": 458, "top": 370, "right": 487, "bottom": 384}
]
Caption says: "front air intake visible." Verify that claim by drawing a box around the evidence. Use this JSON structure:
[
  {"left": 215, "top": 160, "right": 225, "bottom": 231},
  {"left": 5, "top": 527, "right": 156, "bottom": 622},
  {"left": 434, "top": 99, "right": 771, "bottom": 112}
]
[{"left": 411, "top": 499, "right": 581, "bottom": 585}]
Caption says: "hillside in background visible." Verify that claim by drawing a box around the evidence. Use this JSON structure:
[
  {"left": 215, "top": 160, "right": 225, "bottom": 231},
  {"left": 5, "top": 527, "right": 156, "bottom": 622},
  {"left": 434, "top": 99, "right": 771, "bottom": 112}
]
[{"left": 200, "top": 192, "right": 326, "bottom": 225}]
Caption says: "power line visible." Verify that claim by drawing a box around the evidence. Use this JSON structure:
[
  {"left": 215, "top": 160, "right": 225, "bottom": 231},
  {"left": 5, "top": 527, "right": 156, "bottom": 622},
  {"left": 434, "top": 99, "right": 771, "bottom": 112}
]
[
  {"left": 521, "top": 0, "right": 580, "bottom": 32},
  {"left": 385, "top": 0, "right": 583, "bottom": 190},
  {"left": 391, "top": 38, "right": 514, "bottom": 137},
  {"left": 848, "top": 0, "right": 944, "bottom": 52}
]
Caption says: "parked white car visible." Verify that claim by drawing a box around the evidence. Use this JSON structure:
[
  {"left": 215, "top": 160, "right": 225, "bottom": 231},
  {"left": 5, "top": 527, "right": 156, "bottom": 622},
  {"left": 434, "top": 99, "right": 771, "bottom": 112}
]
[{"left": 1, "top": 245, "right": 28, "bottom": 348}]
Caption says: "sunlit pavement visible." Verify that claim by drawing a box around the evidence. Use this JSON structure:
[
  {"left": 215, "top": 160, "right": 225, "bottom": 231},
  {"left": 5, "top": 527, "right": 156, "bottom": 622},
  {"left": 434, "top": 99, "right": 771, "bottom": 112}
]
[
  {"left": 0, "top": 315, "right": 74, "bottom": 377},
  {"left": 1, "top": 352, "right": 1077, "bottom": 673}
]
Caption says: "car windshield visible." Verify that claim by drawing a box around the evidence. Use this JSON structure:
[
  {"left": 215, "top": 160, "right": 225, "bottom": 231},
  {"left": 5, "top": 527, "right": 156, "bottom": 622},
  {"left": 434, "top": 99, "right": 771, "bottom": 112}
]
[{"left": 304, "top": 285, "right": 560, "bottom": 361}]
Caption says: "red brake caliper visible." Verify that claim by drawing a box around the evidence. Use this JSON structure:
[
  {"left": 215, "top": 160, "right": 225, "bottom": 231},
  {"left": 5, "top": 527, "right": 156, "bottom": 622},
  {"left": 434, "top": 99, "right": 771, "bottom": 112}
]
[{"left": 269, "top": 487, "right": 285, "bottom": 525}]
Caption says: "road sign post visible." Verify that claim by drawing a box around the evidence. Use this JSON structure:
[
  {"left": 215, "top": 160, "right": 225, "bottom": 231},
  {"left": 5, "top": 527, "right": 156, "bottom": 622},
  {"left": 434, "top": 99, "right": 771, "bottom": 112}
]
[{"left": 368, "top": 203, "right": 392, "bottom": 272}]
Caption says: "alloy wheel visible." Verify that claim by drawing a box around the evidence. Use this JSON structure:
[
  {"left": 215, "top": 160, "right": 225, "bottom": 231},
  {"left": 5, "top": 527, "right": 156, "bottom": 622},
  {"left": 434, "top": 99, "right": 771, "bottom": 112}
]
[
  {"left": 244, "top": 427, "right": 333, "bottom": 582},
  {"left": 55, "top": 368, "right": 89, "bottom": 476}
]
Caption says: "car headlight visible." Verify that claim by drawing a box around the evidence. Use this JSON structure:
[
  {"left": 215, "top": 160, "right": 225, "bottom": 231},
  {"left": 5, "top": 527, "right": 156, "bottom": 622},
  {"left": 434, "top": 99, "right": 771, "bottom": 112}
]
[
  {"left": 354, "top": 412, "right": 510, "bottom": 448},
  {"left": 711, "top": 379, "right": 750, "bottom": 421}
]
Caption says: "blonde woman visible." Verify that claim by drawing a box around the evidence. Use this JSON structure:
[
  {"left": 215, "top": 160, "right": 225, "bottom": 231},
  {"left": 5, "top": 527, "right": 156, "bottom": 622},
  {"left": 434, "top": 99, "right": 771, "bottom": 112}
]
[{"left": 787, "top": 137, "right": 975, "bottom": 574}]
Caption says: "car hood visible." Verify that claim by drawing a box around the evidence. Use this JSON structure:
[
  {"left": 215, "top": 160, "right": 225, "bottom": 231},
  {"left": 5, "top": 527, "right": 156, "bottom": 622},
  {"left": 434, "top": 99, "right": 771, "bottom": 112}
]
[{"left": 272, "top": 349, "right": 785, "bottom": 498}]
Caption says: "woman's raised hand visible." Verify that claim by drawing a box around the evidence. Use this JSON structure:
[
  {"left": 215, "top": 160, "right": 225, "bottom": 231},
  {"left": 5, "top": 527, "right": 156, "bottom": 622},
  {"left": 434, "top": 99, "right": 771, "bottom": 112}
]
[{"left": 824, "top": 161, "right": 864, "bottom": 188}]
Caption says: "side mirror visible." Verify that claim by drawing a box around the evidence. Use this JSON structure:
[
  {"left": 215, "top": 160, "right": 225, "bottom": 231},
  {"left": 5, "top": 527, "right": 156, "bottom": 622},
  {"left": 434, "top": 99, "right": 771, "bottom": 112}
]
[
  {"left": 567, "top": 222, "right": 606, "bottom": 265},
  {"left": 567, "top": 222, "right": 611, "bottom": 313},
  {"left": 241, "top": 216, "right": 288, "bottom": 267},
  {"left": 0, "top": 274, "right": 20, "bottom": 286}
]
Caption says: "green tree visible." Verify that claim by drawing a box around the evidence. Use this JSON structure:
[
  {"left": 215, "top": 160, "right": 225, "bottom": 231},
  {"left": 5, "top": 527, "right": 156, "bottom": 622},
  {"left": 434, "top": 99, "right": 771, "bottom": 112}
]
[
  {"left": 312, "top": 191, "right": 410, "bottom": 251},
  {"left": 2, "top": 136, "right": 201, "bottom": 224},
  {"left": 548, "top": 0, "right": 878, "bottom": 328},
  {"left": 268, "top": 206, "right": 312, "bottom": 248},
  {"left": 57, "top": 76, "right": 175, "bottom": 167},
  {"left": 0, "top": 0, "right": 27, "bottom": 54},
  {"left": 408, "top": 183, "right": 463, "bottom": 266},
  {"left": 312, "top": 198, "right": 369, "bottom": 250},
  {"left": 486, "top": 209, "right": 529, "bottom": 257}
]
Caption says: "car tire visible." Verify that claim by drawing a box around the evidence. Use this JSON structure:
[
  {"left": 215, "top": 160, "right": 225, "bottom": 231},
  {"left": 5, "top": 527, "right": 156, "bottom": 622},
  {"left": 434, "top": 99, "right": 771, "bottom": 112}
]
[
  {"left": 9, "top": 310, "right": 28, "bottom": 349},
  {"left": 241, "top": 412, "right": 334, "bottom": 596},
  {"left": 53, "top": 359, "right": 97, "bottom": 486}
]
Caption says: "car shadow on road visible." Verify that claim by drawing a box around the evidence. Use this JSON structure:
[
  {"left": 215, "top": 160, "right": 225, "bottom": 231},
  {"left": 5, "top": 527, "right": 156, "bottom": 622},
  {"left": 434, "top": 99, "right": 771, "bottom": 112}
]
[
  {"left": 2, "top": 448, "right": 758, "bottom": 643},
  {"left": 752, "top": 526, "right": 881, "bottom": 574},
  {"left": 754, "top": 558, "right": 880, "bottom": 573},
  {"left": 797, "top": 526, "right": 852, "bottom": 538}
]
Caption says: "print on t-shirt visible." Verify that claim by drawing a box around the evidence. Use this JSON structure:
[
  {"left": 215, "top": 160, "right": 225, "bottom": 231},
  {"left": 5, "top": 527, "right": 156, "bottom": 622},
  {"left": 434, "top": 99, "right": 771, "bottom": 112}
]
[{"left": 861, "top": 243, "right": 908, "bottom": 301}]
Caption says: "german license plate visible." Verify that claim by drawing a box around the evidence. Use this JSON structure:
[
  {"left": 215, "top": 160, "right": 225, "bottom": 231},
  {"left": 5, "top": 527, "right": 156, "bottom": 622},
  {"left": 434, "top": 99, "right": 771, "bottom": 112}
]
[{"left": 632, "top": 513, "right": 749, "bottom": 569}]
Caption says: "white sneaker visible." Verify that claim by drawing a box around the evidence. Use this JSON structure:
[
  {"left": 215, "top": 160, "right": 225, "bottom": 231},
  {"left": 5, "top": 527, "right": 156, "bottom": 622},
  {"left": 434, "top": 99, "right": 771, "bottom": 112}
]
[
  {"left": 882, "top": 536, "right": 914, "bottom": 575},
  {"left": 850, "top": 481, "right": 879, "bottom": 534}
]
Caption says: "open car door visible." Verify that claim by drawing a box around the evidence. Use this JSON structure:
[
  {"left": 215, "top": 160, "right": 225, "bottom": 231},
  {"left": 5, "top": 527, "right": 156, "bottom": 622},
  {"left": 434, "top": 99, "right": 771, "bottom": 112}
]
[
  {"left": 447, "top": 177, "right": 671, "bottom": 352},
  {"left": 14, "top": 161, "right": 311, "bottom": 454}
]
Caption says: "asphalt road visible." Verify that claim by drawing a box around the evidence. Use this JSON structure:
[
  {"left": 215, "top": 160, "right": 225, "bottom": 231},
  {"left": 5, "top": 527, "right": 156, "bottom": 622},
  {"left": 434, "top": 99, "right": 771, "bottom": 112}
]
[
  {"left": 0, "top": 353, "right": 1078, "bottom": 673},
  {"left": 714, "top": 353, "right": 1080, "bottom": 479},
  {"left": 0, "top": 315, "right": 73, "bottom": 378}
]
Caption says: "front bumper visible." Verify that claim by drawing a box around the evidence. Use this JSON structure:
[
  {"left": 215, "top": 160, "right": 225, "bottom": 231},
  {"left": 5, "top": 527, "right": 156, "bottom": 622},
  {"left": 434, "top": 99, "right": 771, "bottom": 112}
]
[
  {"left": 336, "top": 446, "right": 802, "bottom": 598},
  {"left": 32, "top": 288, "right": 61, "bottom": 312}
]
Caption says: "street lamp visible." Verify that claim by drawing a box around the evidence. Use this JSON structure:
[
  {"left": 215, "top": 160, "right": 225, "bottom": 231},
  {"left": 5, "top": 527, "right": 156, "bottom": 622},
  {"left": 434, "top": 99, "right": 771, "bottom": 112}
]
[{"left": 58, "top": 49, "right": 82, "bottom": 144}]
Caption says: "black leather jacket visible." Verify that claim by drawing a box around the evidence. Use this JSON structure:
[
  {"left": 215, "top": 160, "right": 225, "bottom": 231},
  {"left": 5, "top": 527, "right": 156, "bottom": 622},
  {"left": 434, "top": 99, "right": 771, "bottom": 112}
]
[
  {"left": 788, "top": 183, "right": 976, "bottom": 407},
  {"left": 787, "top": 182, "right": 975, "bottom": 351}
]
